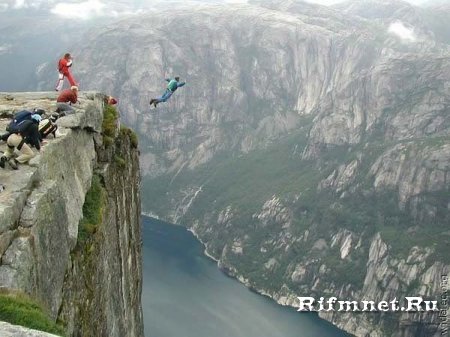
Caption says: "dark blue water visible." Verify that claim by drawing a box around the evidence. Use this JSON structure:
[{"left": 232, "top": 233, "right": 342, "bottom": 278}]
[{"left": 142, "top": 216, "right": 351, "bottom": 337}]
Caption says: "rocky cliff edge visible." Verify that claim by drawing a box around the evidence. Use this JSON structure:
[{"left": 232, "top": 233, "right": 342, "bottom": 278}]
[{"left": 0, "top": 92, "right": 143, "bottom": 337}]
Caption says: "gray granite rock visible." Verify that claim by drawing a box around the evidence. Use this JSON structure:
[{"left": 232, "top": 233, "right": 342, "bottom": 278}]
[
  {"left": 0, "top": 92, "right": 143, "bottom": 337},
  {"left": 0, "top": 322, "right": 59, "bottom": 337}
]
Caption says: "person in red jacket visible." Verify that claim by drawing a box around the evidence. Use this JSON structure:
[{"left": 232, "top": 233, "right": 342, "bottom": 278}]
[
  {"left": 56, "top": 86, "right": 79, "bottom": 114},
  {"left": 105, "top": 95, "right": 118, "bottom": 106},
  {"left": 55, "top": 53, "right": 78, "bottom": 91}
]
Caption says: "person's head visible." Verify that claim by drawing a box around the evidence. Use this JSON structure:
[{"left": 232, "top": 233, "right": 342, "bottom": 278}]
[
  {"left": 64, "top": 53, "right": 71, "bottom": 60},
  {"left": 108, "top": 97, "right": 118, "bottom": 105},
  {"left": 71, "top": 85, "right": 78, "bottom": 92},
  {"left": 175, "top": 76, "right": 180, "bottom": 82},
  {"left": 33, "top": 108, "right": 45, "bottom": 115},
  {"left": 31, "top": 114, "right": 42, "bottom": 123}
]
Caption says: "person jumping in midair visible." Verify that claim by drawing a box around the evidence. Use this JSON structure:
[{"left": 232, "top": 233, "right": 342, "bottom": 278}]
[
  {"left": 150, "top": 77, "right": 186, "bottom": 108},
  {"left": 55, "top": 53, "right": 78, "bottom": 91}
]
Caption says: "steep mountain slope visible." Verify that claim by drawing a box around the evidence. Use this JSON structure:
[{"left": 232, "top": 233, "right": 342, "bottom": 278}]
[{"left": 35, "top": 1, "right": 450, "bottom": 336}]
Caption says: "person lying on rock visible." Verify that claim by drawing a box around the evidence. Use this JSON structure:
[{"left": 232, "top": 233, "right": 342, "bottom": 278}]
[
  {"left": 56, "top": 85, "right": 79, "bottom": 115},
  {"left": 0, "top": 114, "right": 42, "bottom": 170},
  {"left": 149, "top": 77, "right": 185, "bottom": 108}
]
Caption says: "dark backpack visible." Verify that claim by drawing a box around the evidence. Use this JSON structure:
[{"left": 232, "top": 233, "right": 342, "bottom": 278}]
[{"left": 6, "top": 110, "right": 33, "bottom": 133}]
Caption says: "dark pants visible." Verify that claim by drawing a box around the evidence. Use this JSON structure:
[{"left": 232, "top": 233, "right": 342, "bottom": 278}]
[{"left": 56, "top": 102, "right": 75, "bottom": 114}]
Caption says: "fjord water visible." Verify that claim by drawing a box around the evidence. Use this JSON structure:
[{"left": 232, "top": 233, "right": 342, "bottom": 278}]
[{"left": 142, "top": 216, "right": 351, "bottom": 337}]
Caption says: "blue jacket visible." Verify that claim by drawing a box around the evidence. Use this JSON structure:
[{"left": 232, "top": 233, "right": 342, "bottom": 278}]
[{"left": 166, "top": 78, "right": 186, "bottom": 92}]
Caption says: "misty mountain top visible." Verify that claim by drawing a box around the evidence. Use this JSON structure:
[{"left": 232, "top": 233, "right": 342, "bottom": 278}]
[
  {"left": 1, "top": 0, "right": 448, "bottom": 92},
  {"left": 75, "top": 0, "right": 448, "bottom": 52},
  {"left": 0, "top": 0, "right": 447, "bottom": 18}
]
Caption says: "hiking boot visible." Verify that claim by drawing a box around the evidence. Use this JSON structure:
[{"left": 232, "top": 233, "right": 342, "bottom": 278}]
[
  {"left": 149, "top": 99, "right": 155, "bottom": 105},
  {"left": 8, "top": 159, "right": 18, "bottom": 170},
  {"left": 49, "top": 113, "right": 59, "bottom": 122},
  {"left": 0, "top": 156, "right": 6, "bottom": 169},
  {"left": 153, "top": 102, "right": 158, "bottom": 108}
]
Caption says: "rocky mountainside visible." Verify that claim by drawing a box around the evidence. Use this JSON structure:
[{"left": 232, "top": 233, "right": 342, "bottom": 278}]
[
  {"left": 0, "top": 92, "right": 143, "bottom": 337},
  {"left": 333, "top": 0, "right": 450, "bottom": 44},
  {"left": 35, "top": 1, "right": 450, "bottom": 336}
]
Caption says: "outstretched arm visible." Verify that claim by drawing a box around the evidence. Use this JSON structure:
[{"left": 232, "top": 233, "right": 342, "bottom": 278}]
[
  {"left": 165, "top": 78, "right": 171, "bottom": 82},
  {"left": 177, "top": 82, "right": 186, "bottom": 88}
]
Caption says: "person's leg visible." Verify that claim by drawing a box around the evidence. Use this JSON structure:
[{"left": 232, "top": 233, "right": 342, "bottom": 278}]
[
  {"left": 1, "top": 134, "right": 20, "bottom": 168},
  {"left": 65, "top": 71, "right": 77, "bottom": 87},
  {"left": 160, "top": 90, "right": 173, "bottom": 102},
  {"left": 4, "top": 134, "right": 21, "bottom": 159},
  {"left": 16, "top": 142, "right": 35, "bottom": 164},
  {"left": 155, "top": 90, "right": 173, "bottom": 103},
  {"left": 55, "top": 73, "right": 64, "bottom": 91}
]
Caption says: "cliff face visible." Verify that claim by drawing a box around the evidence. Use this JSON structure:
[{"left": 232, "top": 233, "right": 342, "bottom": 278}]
[
  {"left": 34, "top": 1, "right": 449, "bottom": 336},
  {"left": 0, "top": 92, "right": 143, "bottom": 337},
  {"left": 57, "top": 1, "right": 448, "bottom": 178}
]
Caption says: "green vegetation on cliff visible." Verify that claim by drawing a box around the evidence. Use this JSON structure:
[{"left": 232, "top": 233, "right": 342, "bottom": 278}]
[
  {"left": 103, "top": 104, "right": 139, "bottom": 149},
  {"left": 120, "top": 125, "right": 139, "bottom": 149},
  {"left": 71, "top": 173, "right": 107, "bottom": 334},
  {"left": 142, "top": 120, "right": 315, "bottom": 217},
  {"left": 102, "top": 104, "right": 119, "bottom": 147},
  {"left": 78, "top": 174, "right": 105, "bottom": 243},
  {"left": 0, "top": 290, "right": 65, "bottom": 336}
]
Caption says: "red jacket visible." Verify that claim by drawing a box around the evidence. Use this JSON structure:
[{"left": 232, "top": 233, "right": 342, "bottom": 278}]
[
  {"left": 108, "top": 97, "right": 118, "bottom": 105},
  {"left": 58, "top": 58, "right": 72, "bottom": 76},
  {"left": 57, "top": 89, "right": 78, "bottom": 104}
]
